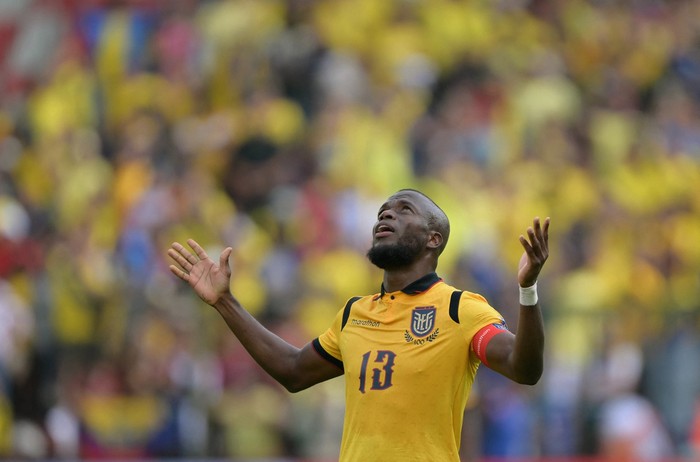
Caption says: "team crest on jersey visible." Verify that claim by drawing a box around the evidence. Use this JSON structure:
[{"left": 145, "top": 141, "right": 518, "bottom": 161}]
[
  {"left": 411, "top": 306, "right": 436, "bottom": 337},
  {"left": 405, "top": 306, "right": 439, "bottom": 345}
]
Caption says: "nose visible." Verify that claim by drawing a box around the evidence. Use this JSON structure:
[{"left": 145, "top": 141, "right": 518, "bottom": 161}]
[{"left": 379, "top": 209, "right": 396, "bottom": 220}]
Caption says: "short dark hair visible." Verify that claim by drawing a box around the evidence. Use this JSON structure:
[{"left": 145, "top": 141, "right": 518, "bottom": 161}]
[{"left": 397, "top": 189, "right": 450, "bottom": 255}]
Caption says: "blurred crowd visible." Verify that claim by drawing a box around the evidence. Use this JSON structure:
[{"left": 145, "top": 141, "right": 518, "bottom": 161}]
[{"left": 1, "top": 0, "right": 700, "bottom": 460}]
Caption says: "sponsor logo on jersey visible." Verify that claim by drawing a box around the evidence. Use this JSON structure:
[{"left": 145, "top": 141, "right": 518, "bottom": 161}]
[{"left": 350, "top": 318, "right": 381, "bottom": 328}]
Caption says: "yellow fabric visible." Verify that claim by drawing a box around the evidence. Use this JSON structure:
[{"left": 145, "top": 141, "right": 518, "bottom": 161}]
[
  {"left": 28, "top": 61, "right": 96, "bottom": 140},
  {"left": 81, "top": 394, "right": 165, "bottom": 444},
  {"left": 0, "top": 393, "right": 11, "bottom": 455},
  {"left": 316, "top": 278, "right": 504, "bottom": 462}
]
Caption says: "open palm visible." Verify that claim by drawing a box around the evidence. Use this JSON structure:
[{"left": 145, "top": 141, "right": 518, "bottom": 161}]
[{"left": 168, "top": 239, "right": 233, "bottom": 305}]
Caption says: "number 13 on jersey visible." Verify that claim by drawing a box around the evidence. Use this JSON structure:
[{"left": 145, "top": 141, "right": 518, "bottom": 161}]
[{"left": 359, "top": 350, "right": 396, "bottom": 393}]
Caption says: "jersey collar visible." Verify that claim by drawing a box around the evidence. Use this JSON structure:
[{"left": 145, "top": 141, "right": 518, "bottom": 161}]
[{"left": 379, "top": 272, "right": 442, "bottom": 298}]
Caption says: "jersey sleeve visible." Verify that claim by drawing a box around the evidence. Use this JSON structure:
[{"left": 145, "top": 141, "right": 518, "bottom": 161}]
[
  {"left": 457, "top": 291, "right": 509, "bottom": 351},
  {"left": 471, "top": 322, "right": 509, "bottom": 366},
  {"left": 312, "top": 302, "right": 345, "bottom": 369}
]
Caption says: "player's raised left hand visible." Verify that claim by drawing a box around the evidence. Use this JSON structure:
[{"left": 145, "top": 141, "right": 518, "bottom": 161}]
[{"left": 517, "top": 217, "right": 550, "bottom": 288}]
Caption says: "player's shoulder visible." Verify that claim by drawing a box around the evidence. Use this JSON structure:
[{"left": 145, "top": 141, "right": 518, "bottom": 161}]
[
  {"left": 353, "top": 293, "right": 381, "bottom": 306},
  {"left": 432, "top": 282, "right": 495, "bottom": 327},
  {"left": 437, "top": 280, "right": 489, "bottom": 304},
  {"left": 458, "top": 290, "right": 489, "bottom": 304}
]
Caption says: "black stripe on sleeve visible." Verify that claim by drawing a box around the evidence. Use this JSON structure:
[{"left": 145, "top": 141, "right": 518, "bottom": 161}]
[
  {"left": 449, "top": 290, "right": 463, "bottom": 324},
  {"left": 341, "top": 296, "right": 361, "bottom": 331},
  {"left": 312, "top": 338, "right": 343, "bottom": 370}
]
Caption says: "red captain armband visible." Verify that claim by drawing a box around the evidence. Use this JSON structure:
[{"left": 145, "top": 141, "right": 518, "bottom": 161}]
[{"left": 471, "top": 322, "right": 509, "bottom": 367}]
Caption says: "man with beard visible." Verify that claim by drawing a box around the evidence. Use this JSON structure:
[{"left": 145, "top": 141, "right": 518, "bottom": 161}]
[{"left": 167, "top": 188, "right": 549, "bottom": 462}]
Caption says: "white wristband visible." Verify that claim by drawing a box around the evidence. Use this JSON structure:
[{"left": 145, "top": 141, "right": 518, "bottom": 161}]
[{"left": 519, "top": 281, "right": 538, "bottom": 306}]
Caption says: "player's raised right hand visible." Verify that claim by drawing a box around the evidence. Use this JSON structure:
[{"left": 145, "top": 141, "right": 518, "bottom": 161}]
[{"left": 168, "top": 238, "right": 233, "bottom": 305}]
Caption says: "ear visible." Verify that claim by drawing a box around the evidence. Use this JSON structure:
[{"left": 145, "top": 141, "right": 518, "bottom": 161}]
[{"left": 427, "top": 231, "right": 443, "bottom": 251}]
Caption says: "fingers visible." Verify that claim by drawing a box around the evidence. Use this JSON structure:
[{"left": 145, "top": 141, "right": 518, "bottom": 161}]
[
  {"left": 542, "top": 217, "right": 550, "bottom": 242},
  {"left": 168, "top": 244, "right": 194, "bottom": 270},
  {"left": 219, "top": 247, "right": 233, "bottom": 275},
  {"left": 533, "top": 217, "right": 550, "bottom": 246},
  {"left": 187, "top": 238, "right": 210, "bottom": 261},
  {"left": 519, "top": 234, "right": 534, "bottom": 255},
  {"left": 168, "top": 239, "right": 206, "bottom": 280},
  {"left": 520, "top": 217, "right": 551, "bottom": 261},
  {"left": 169, "top": 264, "right": 189, "bottom": 281},
  {"left": 530, "top": 217, "right": 549, "bottom": 244},
  {"left": 168, "top": 239, "right": 230, "bottom": 280}
]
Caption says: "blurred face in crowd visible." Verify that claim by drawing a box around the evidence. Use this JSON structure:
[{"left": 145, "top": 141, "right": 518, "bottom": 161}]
[{"left": 367, "top": 190, "right": 449, "bottom": 270}]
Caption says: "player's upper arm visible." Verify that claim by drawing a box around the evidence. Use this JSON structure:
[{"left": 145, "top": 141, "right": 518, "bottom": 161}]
[
  {"left": 471, "top": 322, "right": 512, "bottom": 368},
  {"left": 284, "top": 340, "right": 344, "bottom": 393},
  {"left": 462, "top": 292, "right": 543, "bottom": 384},
  {"left": 471, "top": 323, "right": 541, "bottom": 384},
  {"left": 479, "top": 327, "right": 516, "bottom": 375},
  {"left": 458, "top": 292, "right": 510, "bottom": 368},
  {"left": 283, "top": 302, "right": 347, "bottom": 392}
]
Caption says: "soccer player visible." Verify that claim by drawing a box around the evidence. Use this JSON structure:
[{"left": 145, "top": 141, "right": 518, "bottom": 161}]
[{"left": 167, "top": 188, "right": 549, "bottom": 462}]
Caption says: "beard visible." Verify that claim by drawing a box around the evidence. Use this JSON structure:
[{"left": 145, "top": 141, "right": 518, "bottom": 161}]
[{"left": 366, "top": 233, "right": 426, "bottom": 270}]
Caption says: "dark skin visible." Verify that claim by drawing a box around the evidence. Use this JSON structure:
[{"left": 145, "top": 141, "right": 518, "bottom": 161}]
[{"left": 168, "top": 190, "right": 549, "bottom": 391}]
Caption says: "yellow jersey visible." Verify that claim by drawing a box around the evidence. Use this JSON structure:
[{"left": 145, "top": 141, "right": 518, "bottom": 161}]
[{"left": 313, "top": 272, "right": 506, "bottom": 462}]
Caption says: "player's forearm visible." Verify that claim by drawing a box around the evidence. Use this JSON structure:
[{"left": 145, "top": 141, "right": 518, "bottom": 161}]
[
  {"left": 213, "top": 293, "right": 303, "bottom": 389},
  {"left": 509, "top": 304, "right": 545, "bottom": 385}
]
